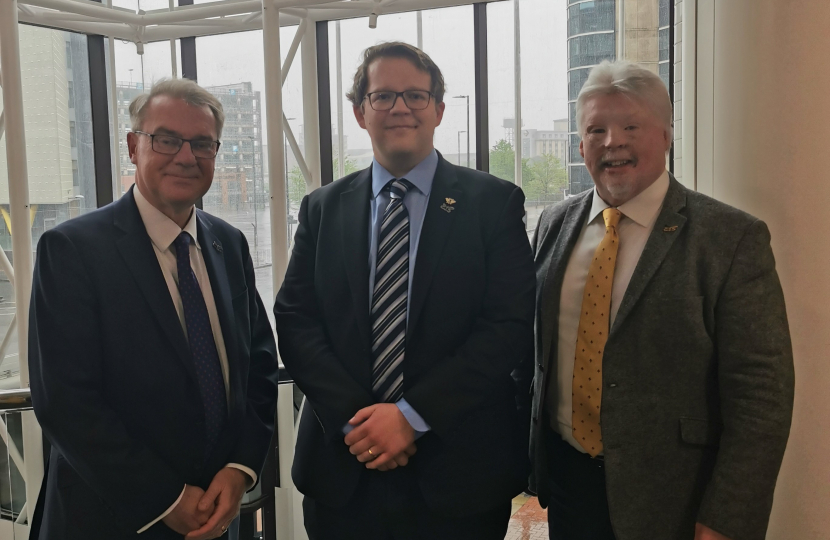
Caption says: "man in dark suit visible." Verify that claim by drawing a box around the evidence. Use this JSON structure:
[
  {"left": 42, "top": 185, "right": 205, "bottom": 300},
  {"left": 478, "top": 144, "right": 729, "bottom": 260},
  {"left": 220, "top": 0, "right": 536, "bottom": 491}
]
[
  {"left": 525, "top": 60, "right": 794, "bottom": 540},
  {"left": 274, "top": 42, "right": 535, "bottom": 539},
  {"left": 28, "top": 78, "right": 279, "bottom": 540}
]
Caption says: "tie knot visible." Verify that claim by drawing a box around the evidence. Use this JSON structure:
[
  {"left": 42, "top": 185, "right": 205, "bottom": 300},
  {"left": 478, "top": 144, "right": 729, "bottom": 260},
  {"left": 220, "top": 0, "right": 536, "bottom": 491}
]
[
  {"left": 602, "top": 208, "right": 622, "bottom": 229},
  {"left": 388, "top": 179, "right": 412, "bottom": 200},
  {"left": 173, "top": 231, "right": 191, "bottom": 251}
]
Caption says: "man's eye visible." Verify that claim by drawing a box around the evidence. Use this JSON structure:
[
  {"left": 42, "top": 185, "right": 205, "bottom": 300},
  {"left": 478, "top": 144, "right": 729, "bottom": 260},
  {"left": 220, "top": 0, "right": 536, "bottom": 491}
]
[
  {"left": 406, "top": 92, "right": 427, "bottom": 101},
  {"left": 374, "top": 92, "right": 393, "bottom": 101},
  {"left": 156, "top": 136, "right": 179, "bottom": 146}
]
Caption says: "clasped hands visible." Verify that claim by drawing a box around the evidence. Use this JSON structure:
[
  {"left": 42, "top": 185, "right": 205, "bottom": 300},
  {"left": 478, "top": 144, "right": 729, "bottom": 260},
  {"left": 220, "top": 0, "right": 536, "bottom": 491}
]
[
  {"left": 163, "top": 467, "right": 251, "bottom": 539},
  {"left": 344, "top": 403, "right": 417, "bottom": 471}
]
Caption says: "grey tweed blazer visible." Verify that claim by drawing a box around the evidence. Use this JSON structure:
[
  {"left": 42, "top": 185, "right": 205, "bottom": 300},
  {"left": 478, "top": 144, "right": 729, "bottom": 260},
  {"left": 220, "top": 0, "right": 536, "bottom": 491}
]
[{"left": 525, "top": 176, "right": 794, "bottom": 540}]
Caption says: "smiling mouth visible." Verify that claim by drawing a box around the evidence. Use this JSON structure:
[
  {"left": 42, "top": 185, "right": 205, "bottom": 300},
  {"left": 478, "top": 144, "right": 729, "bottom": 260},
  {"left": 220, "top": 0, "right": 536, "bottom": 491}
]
[{"left": 601, "top": 159, "right": 634, "bottom": 168}]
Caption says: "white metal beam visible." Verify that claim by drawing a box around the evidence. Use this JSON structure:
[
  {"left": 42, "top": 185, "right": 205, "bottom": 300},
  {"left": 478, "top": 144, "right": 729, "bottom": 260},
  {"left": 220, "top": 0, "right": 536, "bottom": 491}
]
[
  {"left": 300, "top": 17, "right": 322, "bottom": 191},
  {"left": 513, "top": 0, "right": 522, "bottom": 187},
  {"left": 281, "top": 18, "right": 307, "bottom": 85},
  {"left": 283, "top": 114, "right": 311, "bottom": 184},
  {"left": 0, "top": 0, "right": 44, "bottom": 526}
]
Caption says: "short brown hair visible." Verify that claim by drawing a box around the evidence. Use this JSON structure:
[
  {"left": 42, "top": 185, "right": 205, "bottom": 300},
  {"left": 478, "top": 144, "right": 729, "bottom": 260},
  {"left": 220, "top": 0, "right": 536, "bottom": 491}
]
[
  {"left": 130, "top": 78, "right": 225, "bottom": 138},
  {"left": 346, "top": 42, "right": 446, "bottom": 108}
]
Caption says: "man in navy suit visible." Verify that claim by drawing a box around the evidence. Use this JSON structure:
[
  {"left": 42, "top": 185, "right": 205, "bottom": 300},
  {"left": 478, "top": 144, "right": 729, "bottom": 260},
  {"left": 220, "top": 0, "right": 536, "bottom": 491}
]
[
  {"left": 275, "top": 42, "right": 535, "bottom": 539},
  {"left": 28, "top": 78, "right": 279, "bottom": 540}
]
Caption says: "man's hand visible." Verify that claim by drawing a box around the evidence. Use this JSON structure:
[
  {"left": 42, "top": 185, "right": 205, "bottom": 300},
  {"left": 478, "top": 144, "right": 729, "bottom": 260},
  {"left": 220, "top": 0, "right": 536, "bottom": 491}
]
[
  {"left": 695, "top": 523, "right": 732, "bottom": 540},
  {"left": 162, "top": 485, "right": 214, "bottom": 535},
  {"left": 344, "top": 403, "right": 416, "bottom": 470},
  {"left": 375, "top": 443, "right": 418, "bottom": 471},
  {"left": 184, "top": 468, "right": 251, "bottom": 540}
]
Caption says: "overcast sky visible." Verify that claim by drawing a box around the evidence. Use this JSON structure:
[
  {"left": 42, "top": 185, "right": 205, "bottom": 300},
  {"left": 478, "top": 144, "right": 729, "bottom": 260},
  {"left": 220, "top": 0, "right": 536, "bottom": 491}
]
[{"left": 111, "top": 0, "right": 568, "bottom": 157}]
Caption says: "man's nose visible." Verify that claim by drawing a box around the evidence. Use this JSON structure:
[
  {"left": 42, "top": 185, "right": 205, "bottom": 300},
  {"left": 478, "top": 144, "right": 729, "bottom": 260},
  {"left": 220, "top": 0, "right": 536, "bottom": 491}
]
[
  {"left": 173, "top": 141, "right": 199, "bottom": 164},
  {"left": 390, "top": 94, "right": 412, "bottom": 113},
  {"left": 603, "top": 127, "right": 627, "bottom": 148}
]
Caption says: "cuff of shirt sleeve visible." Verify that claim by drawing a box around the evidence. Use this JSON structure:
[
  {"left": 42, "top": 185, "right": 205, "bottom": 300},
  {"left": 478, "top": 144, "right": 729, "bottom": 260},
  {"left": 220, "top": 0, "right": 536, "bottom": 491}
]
[
  {"left": 226, "top": 463, "right": 257, "bottom": 488},
  {"left": 137, "top": 484, "right": 185, "bottom": 534},
  {"left": 396, "top": 399, "right": 430, "bottom": 434}
]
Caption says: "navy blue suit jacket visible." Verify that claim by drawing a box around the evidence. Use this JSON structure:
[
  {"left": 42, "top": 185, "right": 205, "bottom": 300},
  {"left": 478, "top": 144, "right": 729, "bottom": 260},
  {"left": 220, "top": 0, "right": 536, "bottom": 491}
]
[
  {"left": 274, "top": 156, "right": 535, "bottom": 516},
  {"left": 28, "top": 188, "right": 279, "bottom": 539}
]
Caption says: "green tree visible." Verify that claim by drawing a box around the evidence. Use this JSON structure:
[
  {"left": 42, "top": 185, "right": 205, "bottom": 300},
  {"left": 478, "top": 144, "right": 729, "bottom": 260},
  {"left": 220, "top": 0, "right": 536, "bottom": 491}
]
[
  {"left": 287, "top": 166, "right": 306, "bottom": 205},
  {"left": 525, "top": 153, "right": 568, "bottom": 202},
  {"left": 488, "top": 139, "right": 534, "bottom": 185},
  {"left": 332, "top": 151, "right": 360, "bottom": 179}
]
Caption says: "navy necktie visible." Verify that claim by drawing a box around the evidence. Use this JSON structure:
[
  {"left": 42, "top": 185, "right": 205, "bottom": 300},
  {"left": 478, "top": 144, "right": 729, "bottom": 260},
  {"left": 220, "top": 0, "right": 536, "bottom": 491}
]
[
  {"left": 371, "top": 179, "right": 412, "bottom": 403},
  {"left": 173, "top": 232, "right": 227, "bottom": 455}
]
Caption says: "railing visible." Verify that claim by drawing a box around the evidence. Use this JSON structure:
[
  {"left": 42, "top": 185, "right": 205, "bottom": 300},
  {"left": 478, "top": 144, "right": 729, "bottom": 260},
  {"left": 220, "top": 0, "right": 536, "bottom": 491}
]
[{"left": 0, "top": 365, "right": 295, "bottom": 540}]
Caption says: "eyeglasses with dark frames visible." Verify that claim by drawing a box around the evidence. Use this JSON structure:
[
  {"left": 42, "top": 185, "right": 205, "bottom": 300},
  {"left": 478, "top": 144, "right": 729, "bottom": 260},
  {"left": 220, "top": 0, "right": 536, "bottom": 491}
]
[
  {"left": 363, "top": 90, "right": 434, "bottom": 111},
  {"left": 133, "top": 131, "right": 221, "bottom": 159}
]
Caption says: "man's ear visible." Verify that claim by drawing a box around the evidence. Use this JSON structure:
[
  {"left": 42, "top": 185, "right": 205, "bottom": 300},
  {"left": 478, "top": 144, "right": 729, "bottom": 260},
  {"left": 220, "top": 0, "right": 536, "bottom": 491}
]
[
  {"left": 354, "top": 104, "right": 367, "bottom": 130},
  {"left": 127, "top": 131, "right": 139, "bottom": 165},
  {"left": 435, "top": 101, "right": 446, "bottom": 126},
  {"left": 579, "top": 138, "right": 585, "bottom": 160}
]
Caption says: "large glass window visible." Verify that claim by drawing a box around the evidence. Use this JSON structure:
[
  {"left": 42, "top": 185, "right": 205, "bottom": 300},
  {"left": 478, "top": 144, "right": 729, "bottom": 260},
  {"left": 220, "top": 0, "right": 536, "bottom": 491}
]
[
  {"left": 568, "top": 1, "right": 616, "bottom": 36},
  {"left": 519, "top": 0, "right": 569, "bottom": 233},
  {"left": 568, "top": 33, "right": 615, "bottom": 69},
  {"left": 109, "top": 40, "right": 177, "bottom": 199},
  {"left": 0, "top": 23, "right": 101, "bottom": 520},
  {"left": 329, "top": 7, "right": 476, "bottom": 178},
  {"left": 486, "top": 1, "right": 516, "bottom": 185},
  {"left": 197, "top": 28, "right": 303, "bottom": 313}
]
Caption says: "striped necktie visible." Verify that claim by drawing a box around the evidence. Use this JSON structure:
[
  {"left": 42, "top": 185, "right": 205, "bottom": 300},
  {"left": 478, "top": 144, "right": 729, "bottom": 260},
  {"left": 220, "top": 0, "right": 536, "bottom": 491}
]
[
  {"left": 173, "top": 232, "right": 227, "bottom": 457},
  {"left": 371, "top": 179, "right": 412, "bottom": 403}
]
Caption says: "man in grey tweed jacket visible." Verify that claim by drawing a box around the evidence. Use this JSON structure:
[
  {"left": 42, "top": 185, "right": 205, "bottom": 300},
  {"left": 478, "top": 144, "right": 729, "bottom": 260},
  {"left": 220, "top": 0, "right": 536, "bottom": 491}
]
[{"left": 523, "top": 61, "right": 794, "bottom": 540}]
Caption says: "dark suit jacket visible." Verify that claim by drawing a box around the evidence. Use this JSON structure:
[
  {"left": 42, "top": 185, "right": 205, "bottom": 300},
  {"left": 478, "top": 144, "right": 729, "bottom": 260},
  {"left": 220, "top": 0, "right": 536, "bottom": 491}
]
[
  {"left": 28, "top": 187, "right": 279, "bottom": 540},
  {"left": 274, "top": 155, "right": 535, "bottom": 516},
  {"left": 525, "top": 177, "right": 794, "bottom": 540}
]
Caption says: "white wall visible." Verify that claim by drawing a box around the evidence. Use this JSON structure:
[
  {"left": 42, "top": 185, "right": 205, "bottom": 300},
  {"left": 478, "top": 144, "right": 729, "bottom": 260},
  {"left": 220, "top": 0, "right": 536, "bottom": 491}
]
[{"left": 703, "top": 1, "right": 830, "bottom": 537}]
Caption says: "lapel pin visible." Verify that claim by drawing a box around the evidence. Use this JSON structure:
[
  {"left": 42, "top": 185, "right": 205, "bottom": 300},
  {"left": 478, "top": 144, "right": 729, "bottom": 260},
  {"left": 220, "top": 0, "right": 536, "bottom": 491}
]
[
  {"left": 440, "top": 197, "right": 457, "bottom": 213},
  {"left": 213, "top": 241, "right": 223, "bottom": 252},
  {"left": 663, "top": 225, "right": 678, "bottom": 233}
]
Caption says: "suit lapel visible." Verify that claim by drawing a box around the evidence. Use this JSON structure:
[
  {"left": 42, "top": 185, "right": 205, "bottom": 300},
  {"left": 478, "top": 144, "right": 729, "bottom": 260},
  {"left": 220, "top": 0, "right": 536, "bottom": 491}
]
[
  {"left": 610, "top": 177, "right": 688, "bottom": 337},
  {"left": 114, "top": 189, "right": 196, "bottom": 382},
  {"left": 340, "top": 169, "right": 373, "bottom": 351},
  {"left": 196, "top": 212, "right": 242, "bottom": 416},
  {"left": 407, "top": 158, "right": 462, "bottom": 339},
  {"left": 539, "top": 192, "right": 593, "bottom": 369}
]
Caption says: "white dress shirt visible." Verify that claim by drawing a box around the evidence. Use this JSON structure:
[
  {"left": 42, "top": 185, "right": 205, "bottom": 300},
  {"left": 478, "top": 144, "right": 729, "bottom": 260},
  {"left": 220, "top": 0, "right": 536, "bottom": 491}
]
[
  {"left": 549, "top": 171, "right": 670, "bottom": 453},
  {"left": 133, "top": 187, "right": 256, "bottom": 533}
]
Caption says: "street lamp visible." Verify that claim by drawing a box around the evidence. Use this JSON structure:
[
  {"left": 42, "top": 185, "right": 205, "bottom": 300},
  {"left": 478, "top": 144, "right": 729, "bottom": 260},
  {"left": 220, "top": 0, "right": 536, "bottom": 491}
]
[
  {"left": 453, "top": 95, "right": 470, "bottom": 168},
  {"left": 457, "top": 131, "right": 466, "bottom": 166}
]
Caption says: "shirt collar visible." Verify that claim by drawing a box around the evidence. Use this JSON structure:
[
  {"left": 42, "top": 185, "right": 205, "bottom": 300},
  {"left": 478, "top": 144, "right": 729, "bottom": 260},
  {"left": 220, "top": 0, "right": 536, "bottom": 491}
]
[
  {"left": 371, "top": 149, "right": 438, "bottom": 199},
  {"left": 588, "top": 170, "right": 670, "bottom": 228},
  {"left": 133, "top": 184, "right": 200, "bottom": 252}
]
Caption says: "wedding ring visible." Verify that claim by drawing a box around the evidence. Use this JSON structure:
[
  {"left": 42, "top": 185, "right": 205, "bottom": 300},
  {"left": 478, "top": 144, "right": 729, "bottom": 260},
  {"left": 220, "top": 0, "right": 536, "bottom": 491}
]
[
  {"left": 367, "top": 449, "right": 374, "bottom": 456},
  {"left": 221, "top": 524, "right": 227, "bottom": 533}
]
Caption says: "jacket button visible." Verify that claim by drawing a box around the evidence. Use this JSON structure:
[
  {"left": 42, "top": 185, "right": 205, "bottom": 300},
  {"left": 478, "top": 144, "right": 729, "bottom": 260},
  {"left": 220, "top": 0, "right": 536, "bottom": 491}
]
[
  {"left": 607, "top": 383, "right": 617, "bottom": 388},
  {"left": 537, "top": 363, "right": 544, "bottom": 372}
]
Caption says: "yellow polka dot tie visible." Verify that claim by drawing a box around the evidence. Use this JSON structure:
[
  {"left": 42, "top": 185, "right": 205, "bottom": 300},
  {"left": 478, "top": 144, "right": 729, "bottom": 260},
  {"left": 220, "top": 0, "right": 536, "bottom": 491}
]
[{"left": 572, "top": 207, "right": 621, "bottom": 457}]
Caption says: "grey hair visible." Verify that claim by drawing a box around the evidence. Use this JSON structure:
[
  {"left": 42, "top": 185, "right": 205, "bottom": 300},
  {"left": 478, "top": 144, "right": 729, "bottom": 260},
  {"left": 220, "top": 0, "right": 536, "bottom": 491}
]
[
  {"left": 576, "top": 60, "right": 673, "bottom": 139},
  {"left": 129, "top": 78, "right": 225, "bottom": 138}
]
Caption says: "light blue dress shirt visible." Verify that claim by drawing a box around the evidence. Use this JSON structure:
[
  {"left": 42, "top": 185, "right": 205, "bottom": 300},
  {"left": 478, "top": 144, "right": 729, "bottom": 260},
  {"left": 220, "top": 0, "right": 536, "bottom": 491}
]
[{"left": 343, "top": 150, "right": 438, "bottom": 437}]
